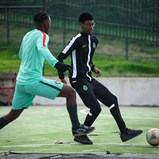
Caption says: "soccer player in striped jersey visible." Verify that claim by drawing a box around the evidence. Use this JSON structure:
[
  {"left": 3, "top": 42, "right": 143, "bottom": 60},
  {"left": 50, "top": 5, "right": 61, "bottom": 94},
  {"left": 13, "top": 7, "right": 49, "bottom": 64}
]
[
  {"left": 0, "top": 12, "right": 95, "bottom": 141},
  {"left": 57, "top": 12, "right": 143, "bottom": 144}
]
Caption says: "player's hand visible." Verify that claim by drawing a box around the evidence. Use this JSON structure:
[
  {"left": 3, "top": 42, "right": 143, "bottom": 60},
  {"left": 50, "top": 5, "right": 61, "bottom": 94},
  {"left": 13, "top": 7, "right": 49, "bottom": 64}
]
[
  {"left": 60, "top": 78, "right": 67, "bottom": 84},
  {"left": 55, "top": 62, "right": 72, "bottom": 73},
  {"left": 94, "top": 67, "right": 101, "bottom": 77}
]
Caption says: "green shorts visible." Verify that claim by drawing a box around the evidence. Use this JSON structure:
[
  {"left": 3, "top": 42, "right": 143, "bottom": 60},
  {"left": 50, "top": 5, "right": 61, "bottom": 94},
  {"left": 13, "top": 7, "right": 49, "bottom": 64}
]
[{"left": 12, "top": 79, "right": 63, "bottom": 110}]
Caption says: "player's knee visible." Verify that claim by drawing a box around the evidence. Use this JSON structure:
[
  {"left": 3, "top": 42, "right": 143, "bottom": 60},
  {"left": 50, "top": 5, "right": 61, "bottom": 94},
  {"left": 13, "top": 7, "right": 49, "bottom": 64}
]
[
  {"left": 91, "top": 106, "right": 101, "bottom": 117},
  {"left": 111, "top": 95, "right": 118, "bottom": 105},
  {"left": 11, "top": 114, "right": 20, "bottom": 121},
  {"left": 8, "top": 110, "right": 21, "bottom": 121},
  {"left": 97, "top": 106, "right": 102, "bottom": 114},
  {"left": 67, "top": 86, "right": 76, "bottom": 99},
  {"left": 113, "top": 95, "right": 118, "bottom": 103},
  {"left": 108, "top": 95, "right": 118, "bottom": 109}
]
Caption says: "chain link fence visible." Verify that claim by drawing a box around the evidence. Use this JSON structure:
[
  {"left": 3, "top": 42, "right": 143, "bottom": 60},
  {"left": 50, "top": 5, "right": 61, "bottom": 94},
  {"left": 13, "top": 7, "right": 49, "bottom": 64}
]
[{"left": 0, "top": 0, "right": 158, "bottom": 59}]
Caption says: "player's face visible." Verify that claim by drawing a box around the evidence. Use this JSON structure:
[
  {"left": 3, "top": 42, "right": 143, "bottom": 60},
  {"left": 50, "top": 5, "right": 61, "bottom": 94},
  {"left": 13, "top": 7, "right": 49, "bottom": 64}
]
[
  {"left": 44, "top": 17, "right": 51, "bottom": 34},
  {"left": 81, "top": 20, "right": 95, "bottom": 35}
]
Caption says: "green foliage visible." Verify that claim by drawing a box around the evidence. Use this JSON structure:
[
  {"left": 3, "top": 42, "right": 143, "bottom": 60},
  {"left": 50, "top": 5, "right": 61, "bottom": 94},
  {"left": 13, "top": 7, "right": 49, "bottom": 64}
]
[
  {"left": 0, "top": 49, "right": 20, "bottom": 72},
  {"left": 92, "top": 55, "right": 159, "bottom": 77},
  {"left": 0, "top": 49, "right": 159, "bottom": 76}
]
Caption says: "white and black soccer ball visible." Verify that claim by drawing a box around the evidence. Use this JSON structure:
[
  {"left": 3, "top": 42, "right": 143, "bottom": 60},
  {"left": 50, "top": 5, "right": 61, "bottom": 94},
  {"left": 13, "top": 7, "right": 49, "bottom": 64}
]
[{"left": 146, "top": 128, "right": 159, "bottom": 146}]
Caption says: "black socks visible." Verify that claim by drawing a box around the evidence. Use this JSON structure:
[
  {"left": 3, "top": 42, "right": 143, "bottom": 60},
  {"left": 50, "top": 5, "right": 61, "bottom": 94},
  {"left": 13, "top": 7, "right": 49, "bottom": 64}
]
[{"left": 66, "top": 105, "right": 80, "bottom": 130}]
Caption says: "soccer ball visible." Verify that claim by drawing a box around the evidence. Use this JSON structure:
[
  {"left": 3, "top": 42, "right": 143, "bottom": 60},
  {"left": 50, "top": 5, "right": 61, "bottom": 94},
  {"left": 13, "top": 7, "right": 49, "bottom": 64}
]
[{"left": 146, "top": 128, "right": 159, "bottom": 146}]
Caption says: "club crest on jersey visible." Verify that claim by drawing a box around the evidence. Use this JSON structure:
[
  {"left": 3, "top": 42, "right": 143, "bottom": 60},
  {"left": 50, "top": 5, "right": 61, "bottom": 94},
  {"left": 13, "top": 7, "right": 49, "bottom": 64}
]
[
  {"left": 93, "top": 42, "right": 96, "bottom": 48},
  {"left": 83, "top": 85, "right": 88, "bottom": 91}
]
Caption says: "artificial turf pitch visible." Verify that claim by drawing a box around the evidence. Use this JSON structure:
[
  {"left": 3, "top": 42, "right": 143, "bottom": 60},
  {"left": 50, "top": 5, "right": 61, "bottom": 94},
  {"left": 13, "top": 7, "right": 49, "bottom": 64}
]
[{"left": 0, "top": 105, "right": 159, "bottom": 158}]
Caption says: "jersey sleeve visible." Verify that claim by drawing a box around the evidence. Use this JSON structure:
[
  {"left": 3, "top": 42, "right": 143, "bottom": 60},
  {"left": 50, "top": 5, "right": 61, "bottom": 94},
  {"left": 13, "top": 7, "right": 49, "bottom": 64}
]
[
  {"left": 19, "top": 43, "right": 23, "bottom": 60},
  {"left": 90, "top": 36, "right": 98, "bottom": 71},
  {"left": 36, "top": 32, "right": 58, "bottom": 67},
  {"left": 56, "top": 36, "right": 79, "bottom": 79},
  {"left": 62, "top": 36, "right": 79, "bottom": 54},
  {"left": 56, "top": 52, "right": 67, "bottom": 79}
]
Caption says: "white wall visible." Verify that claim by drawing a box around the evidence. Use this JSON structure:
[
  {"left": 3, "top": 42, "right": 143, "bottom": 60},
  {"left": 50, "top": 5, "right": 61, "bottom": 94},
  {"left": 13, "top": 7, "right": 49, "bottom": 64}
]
[
  {"left": 99, "top": 77, "right": 159, "bottom": 106},
  {"left": 33, "top": 77, "right": 159, "bottom": 106}
]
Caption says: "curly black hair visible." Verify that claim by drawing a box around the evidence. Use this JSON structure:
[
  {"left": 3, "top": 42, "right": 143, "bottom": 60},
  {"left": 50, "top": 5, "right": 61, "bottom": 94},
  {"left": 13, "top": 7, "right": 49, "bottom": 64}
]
[
  {"left": 34, "top": 12, "right": 49, "bottom": 26},
  {"left": 78, "top": 12, "right": 94, "bottom": 23}
]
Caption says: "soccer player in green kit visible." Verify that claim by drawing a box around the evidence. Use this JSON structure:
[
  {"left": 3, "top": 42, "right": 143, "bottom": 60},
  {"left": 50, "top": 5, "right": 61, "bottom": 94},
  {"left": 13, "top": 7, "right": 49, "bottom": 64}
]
[{"left": 0, "top": 12, "right": 95, "bottom": 141}]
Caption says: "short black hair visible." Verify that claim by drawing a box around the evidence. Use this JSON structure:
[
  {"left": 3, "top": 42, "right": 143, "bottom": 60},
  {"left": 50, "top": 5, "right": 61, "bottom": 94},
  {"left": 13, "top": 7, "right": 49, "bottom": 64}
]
[
  {"left": 34, "top": 12, "right": 49, "bottom": 25},
  {"left": 78, "top": 12, "right": 94, "bottom": 23}
]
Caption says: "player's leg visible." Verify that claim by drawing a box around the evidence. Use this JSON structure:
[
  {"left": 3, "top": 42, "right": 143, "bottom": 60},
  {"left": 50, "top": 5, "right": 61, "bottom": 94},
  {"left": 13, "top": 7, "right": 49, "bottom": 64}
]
[
  {"left": 93, "top": 78, "right": 143, "bottom": 142},
  {"left": 35, "top": 79, "right": 95, "bottom": 137},
  {"left": 0, "top": 109, "right": 24, "bottom": 129},
  {"left": 93, "top": 79, "right": 126, "bottom": 132},
  {"left": 0, "top": 85, "right": 35, "bottom": 129},
  {"left": 57, "top": 83, "right": 79, "bottom": 128},
  {"left": 59, "top": 84, "right": 95, "bottom": 136},
  {"left": 71, "top": 80, "right": 101, "bottom": 127},
  {"left": 70, "top": 80, "right": 101, "bottom": 144},
  {"left": 59, "top": 83, "right": 94, "bottom": 144}
]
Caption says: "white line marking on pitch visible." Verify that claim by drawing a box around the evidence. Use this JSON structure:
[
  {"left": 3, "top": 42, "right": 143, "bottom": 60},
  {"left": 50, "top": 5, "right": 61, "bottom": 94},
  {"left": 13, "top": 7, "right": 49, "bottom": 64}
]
[{"left": 0, "top": 142, "right": 147, "bottom": 148}]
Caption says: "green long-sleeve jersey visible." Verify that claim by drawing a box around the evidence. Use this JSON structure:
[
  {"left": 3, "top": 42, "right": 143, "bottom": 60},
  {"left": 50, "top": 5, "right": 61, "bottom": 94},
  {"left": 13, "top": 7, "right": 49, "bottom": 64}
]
[{"left": 16, "top": 29, "right": 58, "bottom": 85}]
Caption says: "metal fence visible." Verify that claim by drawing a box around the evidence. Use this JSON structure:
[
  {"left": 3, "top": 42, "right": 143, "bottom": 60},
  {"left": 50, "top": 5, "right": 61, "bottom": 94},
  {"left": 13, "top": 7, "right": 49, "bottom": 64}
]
[{"left": 0, "top": 0, "right": 158, "bottom": 59}]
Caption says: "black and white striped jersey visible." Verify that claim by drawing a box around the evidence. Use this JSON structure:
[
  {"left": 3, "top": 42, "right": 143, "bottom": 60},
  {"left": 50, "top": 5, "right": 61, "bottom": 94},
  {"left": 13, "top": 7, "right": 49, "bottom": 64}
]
[{"left": 57, "top": 32, "right": 98, "bottom": 82}]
